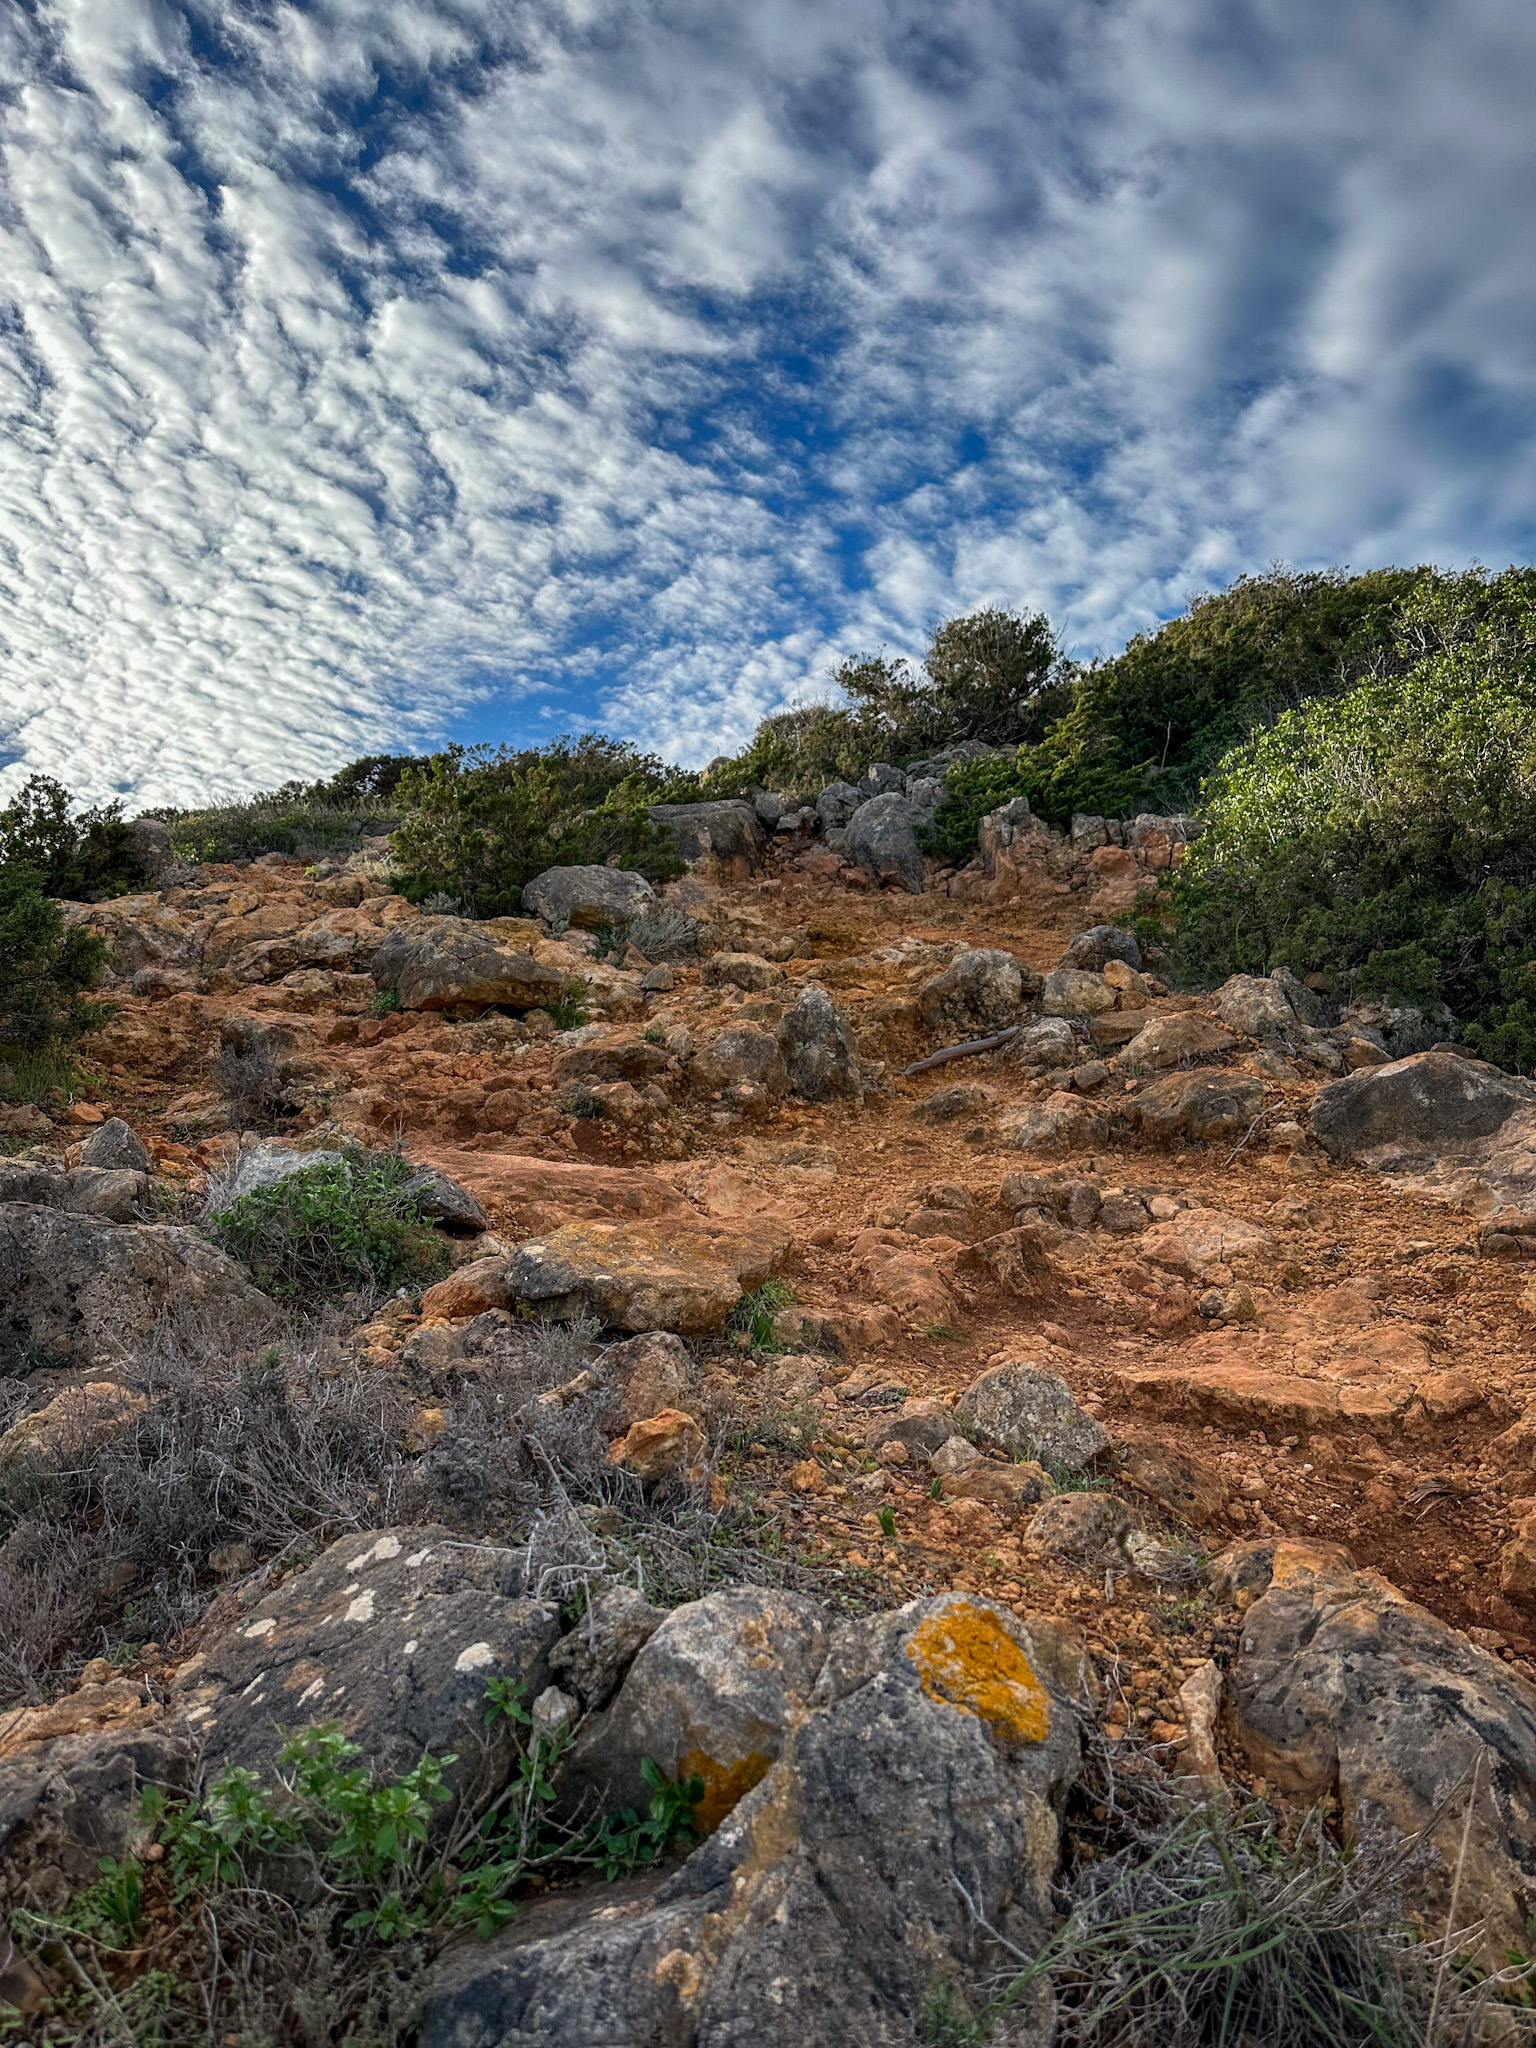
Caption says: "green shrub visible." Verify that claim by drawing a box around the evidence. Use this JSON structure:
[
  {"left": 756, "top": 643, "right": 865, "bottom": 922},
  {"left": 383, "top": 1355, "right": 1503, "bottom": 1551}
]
[
  {"left": 1170, "top": 566, "right": 1536, "bottom": 1065},
  {"left": 546, "top": 980, "right": 590, "bottom": 1031},
  {"left": 728, "top": 1278, "right": 795, "bottom": 1349},
  {"left": 386, "top": 734, "right": 688, "bottom": 917},
  {"left": 919, "top": 753, "right": 1033, "bottom": 863},
  {"left": 0, "top": 773, "right": 145, "bottom": 899},
  {"left": 204, "top": 1158, "right": 450, "bottom": 1302},
  {"left": 0, "top": 865, "right": 112, "bottom": 1051},
  {"left": 153, "top": 750, "right": 417, "bottom": 864}
]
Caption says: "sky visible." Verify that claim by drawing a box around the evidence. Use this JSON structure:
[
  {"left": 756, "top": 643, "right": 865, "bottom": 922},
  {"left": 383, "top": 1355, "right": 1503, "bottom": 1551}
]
[{"left": 2, "top": 0, "right": 1535, "bottom": 810}]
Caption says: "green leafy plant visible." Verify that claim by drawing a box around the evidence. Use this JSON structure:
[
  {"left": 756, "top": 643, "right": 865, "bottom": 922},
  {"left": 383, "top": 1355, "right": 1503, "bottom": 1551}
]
[
  {"left": 0, "top": 773, "right": 145, "bottom": 899},
  {"left": 728, "top": 1278, "right": 795, "bottom": 1350},
  {"left": 547, "top": 980, "right": 591, "bottom": 1031},
  {"left": 0, "top": 864, "right": 112, "bottom": 1051},
  {"left": 204, "top": 1157, "right": 450, "bottom": 1302},
  {"left": 878, "top": 1506, "right": 898, "bottom": 1542},
  {"left": 371, "top": 984, "right": 402, "bottom": 1017},
  {"left": 589, "top": 1757, "right": 705, "bottom": 1881}
]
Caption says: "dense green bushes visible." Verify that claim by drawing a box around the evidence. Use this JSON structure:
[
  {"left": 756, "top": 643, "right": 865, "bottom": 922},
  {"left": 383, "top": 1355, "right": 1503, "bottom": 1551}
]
[
  {"left": 387, "top": 734, "right": 691, "bottom": 916},
  {"left": 204, "top": 1158, "right": 451, "bottom": 1302},
  {"left": 0, "top": 866, "right": 110, "bottom": 1052},
  {"left": 0, "top": 773, "right": 145, "bottom": 898},
  {"left": 1171, "top": 567, "right": 1536, "bottom": 1064}
]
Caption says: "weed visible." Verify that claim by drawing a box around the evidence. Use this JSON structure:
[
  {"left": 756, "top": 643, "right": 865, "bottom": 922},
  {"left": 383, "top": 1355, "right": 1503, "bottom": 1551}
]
[
  {"left": 371, "top": 984, "right": 402, "bottom": 1017},
  {"left": 0, "top": 1336, "right": 70, "bottom": 1376},
  {"left": 590, "top": 1757, "right": 705, "bottom": 1881},
  {"left": 547, "top": 980, "right": 590, "bottom": 1031},
  {"left": 204, "top": 1156, "right": 450, "bottom": 1303},
  {"left": 923, "top": 1322, "right": 968, "bottom": 1342},
  {"left": 418, "top": 890, "right": 463, "bottom": 916},
  {"left": 0, "top": 1042, "right": 87, "bottom": 1106},
  {"left": 728, "top": 1278, "right": 795, "bottom": 1350},
  {"left": 210, "top": 1036, "right": 289, "bottom": 1124},
  {"left": 641, "top": 1023, "right": 667, "bottom": 1044},
  {"left": 623, "top": 907, "right": 701, "bottom": 961},
  {"left": 878, "top": 1506, "right": 898, "bottom": 1541},
  {"left": 560, "top": 1083, "right": 604, "bottom": 1119}
]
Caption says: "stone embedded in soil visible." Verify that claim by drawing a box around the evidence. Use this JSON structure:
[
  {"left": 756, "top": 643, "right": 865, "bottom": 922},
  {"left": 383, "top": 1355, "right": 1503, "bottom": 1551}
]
[
  {"left": 521, "top": 864, "right": 656, "bottom": 930},
  {"left": 1129, "top": 1069, "right": 1264, "bottom": 1143},
  {"left": 954, "top": 1359, "right": 1111, "bottom": 1469},
  {"left": 369, "top": 918, "right": 570, "bottom": 1011},
  {"left": 506, "top": 1216, "right": 789, "bottom": 1333},
  {"left": 1136, "top": 1204, "right": 1274, "bottom": 1277},
  {"left": 1114, "top": 1012, "right": 1236, "bottom": 1070},
  {"left": 606, "top": 1406, "right": 706, "bottom": 1487},
  {"left": 1003, "top": 1090, "right": 1107, "bottom": 1154},
  {"left": 1024, "top": 1491, "right": 1140, "bottom": 1563}
]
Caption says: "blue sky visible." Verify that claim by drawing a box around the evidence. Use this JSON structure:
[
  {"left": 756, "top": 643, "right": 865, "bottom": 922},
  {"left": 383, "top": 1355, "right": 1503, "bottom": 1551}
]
[{"left": 2, "top": 0, "right": 1535, "bottom": 808}]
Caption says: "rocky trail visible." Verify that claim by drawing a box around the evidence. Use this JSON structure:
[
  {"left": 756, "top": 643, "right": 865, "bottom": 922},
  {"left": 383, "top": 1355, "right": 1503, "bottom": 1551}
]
[{"left": 7, "top": 794, "right": 1536, "bottom": 2040}]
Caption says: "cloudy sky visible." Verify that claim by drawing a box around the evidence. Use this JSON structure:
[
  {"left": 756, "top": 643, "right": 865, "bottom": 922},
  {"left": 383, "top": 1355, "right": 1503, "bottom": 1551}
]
[{"left": 2, "top": 0, "right": 1534, "bottom": 808}]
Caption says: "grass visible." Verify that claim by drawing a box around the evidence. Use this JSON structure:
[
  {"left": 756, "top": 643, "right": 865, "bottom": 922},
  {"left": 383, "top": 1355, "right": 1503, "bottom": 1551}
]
[
  {"left": 371, "top": 985, "right": 402, "bottom": 1017},
  {"left": 0, "top": 1042, "right": 89, "bottom": 1107},
  {"left": 547, "top": 980, "right": 590, "bottom": 1030},
  {"left": 727, "top": 1278, "right": 796, "bottom": 1350},
  {"left": 923, "top": 1322, "right": 969, "bottom": 1343}
]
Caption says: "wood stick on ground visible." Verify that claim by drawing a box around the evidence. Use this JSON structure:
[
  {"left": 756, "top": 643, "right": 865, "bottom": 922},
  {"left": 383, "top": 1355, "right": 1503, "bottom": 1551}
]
[{"left": 903, "top": 1026, "right": 1022, "bottom": 1077}]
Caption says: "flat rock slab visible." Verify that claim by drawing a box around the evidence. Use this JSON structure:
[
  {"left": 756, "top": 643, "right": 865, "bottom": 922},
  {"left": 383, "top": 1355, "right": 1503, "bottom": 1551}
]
[
  {"left": 371, "top": 918, "right": 570, "bottom": 1011},
  {"left": 507, "top": 1217, "right": 790, "bottom": 1332},
  {"left": 414, "top": 1151, "right": 687, "bottom": 1234},
  {"left": 174, "top": 1526, "right": 558, "bottom": 1783},
  {"left": 1137, "top": 1205, "right": 1274, "bottom": 1277}
]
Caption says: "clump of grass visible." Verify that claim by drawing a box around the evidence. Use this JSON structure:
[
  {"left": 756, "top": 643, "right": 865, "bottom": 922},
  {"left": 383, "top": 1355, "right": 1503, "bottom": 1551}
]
[
  {"left": 203, "top": 1157, "right": 450, "bottom": 1303},
  {"left": 210, "top": 1038, "right": 289, "bottom": 1125},
  {"left": 559, "top": 1084, "right": 603, "bottom": 1120},
  {"left": 547, "top": 980, "right": 590, "bottom": 1031},
  {"left": 371, "top": 984, "right": 402, "bottom": 1017},
  {"left": 0, "top": 1042, "right": 87, "bottom": 1106},
  {"left": 728, "top": 1277, "right": 795, "bottom": 1350}
]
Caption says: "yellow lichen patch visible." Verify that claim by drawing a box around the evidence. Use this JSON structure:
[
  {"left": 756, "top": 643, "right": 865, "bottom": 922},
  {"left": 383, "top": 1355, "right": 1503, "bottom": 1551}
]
[
  {"left": 679, "top": 1748, "right": 774, "bottom": 1834},
  {"left": 905, "top": 1603, "right": 1050, "bottom": 1745}
]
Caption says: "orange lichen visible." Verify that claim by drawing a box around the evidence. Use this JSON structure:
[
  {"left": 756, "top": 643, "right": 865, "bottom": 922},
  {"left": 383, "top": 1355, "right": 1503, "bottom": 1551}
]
[
  {"left": 679, "top": 1747, "right": 774, "bottom": 1834},
  {"left": 904, "top": 1602, "right": 1050, "bottom": 1744}
]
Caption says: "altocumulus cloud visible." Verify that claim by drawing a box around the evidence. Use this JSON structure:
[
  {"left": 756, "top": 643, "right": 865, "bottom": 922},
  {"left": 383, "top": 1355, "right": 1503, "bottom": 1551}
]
[{"left": 2, "top": 0, "right": 1535, "bottom": 807}]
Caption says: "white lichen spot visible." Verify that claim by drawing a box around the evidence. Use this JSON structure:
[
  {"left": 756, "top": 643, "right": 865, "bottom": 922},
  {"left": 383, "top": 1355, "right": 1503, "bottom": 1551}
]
[
  {"left": 240, "top": 1677, "right": 266, "bottom": 1701},
  {"left": 243, "top": 1616, "right": 277, "bottom": 1640},
  {"left": 365, "top": 1536, "right": 402, "bottom": 1565},
  {"left": 403, "top": 1640, "right": 419, "bottom": 1656},
  {"left": 345, "top": 1590, "right": 376, "bottom": 1624},
  {"left": 298, "top": 1678, "right": 326, "bottom": 1706},
  {"left": 454, "top": 1641, "right": 496, "bottom": 1674},
  {"left": 405, "top": 1548, "right": 433, "bottom": 1568},
  {"left": 342, "top": 1581, "right": 360, "bottom": 1597}
]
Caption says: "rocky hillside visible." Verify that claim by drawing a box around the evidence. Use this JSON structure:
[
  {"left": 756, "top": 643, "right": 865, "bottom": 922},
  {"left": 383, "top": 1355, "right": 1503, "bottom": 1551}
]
[{"left": 6, "top": 785, "right": 1536, "bottom": 2041}]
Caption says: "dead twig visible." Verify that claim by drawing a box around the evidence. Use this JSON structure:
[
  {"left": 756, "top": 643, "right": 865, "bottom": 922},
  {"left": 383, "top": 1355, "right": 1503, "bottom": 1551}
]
[{"left": 903, "top": 1026, "right": 1021, "bottom": 1077}]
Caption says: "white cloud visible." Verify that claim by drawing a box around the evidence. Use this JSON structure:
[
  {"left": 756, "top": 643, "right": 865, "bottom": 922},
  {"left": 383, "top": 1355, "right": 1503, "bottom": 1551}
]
[{"left": 1, "top": 0, "right": 1534, "bottom": 806}]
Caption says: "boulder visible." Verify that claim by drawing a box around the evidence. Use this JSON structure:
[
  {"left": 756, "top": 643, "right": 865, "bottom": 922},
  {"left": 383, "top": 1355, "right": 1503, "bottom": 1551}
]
[
  {"left": 1311, "top": 1049, "right": 1533, "bottom": 1164},
  {"left": 1041, "top": 968, "right": 1116, "bottom": 1018},
  {"left": 506, "top": 1218, "right": 788, "bottom": 1334},
  {"left": 560, "top": 1587, "right": 830, "bottom": 1832},
  {"left": 1025, "top": 1491, "right": 1139, "bottom": 1563},
  {"left": 1117, "top": 1013, "right": 1236, "bottom": 1069},
  {"left": 776, "top": 985, "right": 863, "bottom": 1102},
  {"left": 1012, "top": 1016, "right": 1079, "bottom": 1072},
  {"left": 521, "top": 865, "right": 657, "bottom": 931},
  {"left": 999, "top": 1172, "right": 1101, "bottom": 1230},
  {"left": 865, "top": 1396, "right": 956, "bottom": 1460},
  {"left": 1215, "top": 973, "right": 1301, "bottom": 1038},
  {"left": 431, "top": 1595, "right": 1083, "bottom": 2048},
  {"left": 1226, "top": 1541, "right": 1536, "bottom": 1957},
  {"left": 78, "top": 1117, "right": 151, "bottom": 1174},
  {"left": 174, "top": 1526, "right": 560, "bottom": 1785},
  {"left": 842, "top": 793, "right": 924, "bottom": 894},
  {"left": 648, "top": 801, "right": 767, "bottom": 877},
  {"left": 976, "top": 794, "right": 1037, "bottom": 874},
  {"left": 814, "top": 782, "right": 865, "bottom": 831},
  {"left": 1058, "top": 925, "right": 1140, "bottom": 973},
  {"left": 861, "top": 763, "right": 906, "bottom": 795},
  {"left": 0, "top": 1380, "right": 149, "bottom": 1461},
  {"left": 955, "top": 1360, "right": 1110, "bottom": 1470},
  {"left": 916, "top": 947, "right": 1028, "bottom": 1036},
  {"left": 547, "top": 1586, "right": 666, "bottom": 1711},
  {"left": 1118, "top": 1443, "right": 1230, "bottom": 1523},
  {"left": 687, "top": 1025, "right": 787, "bottom": 1098},
  {"left": 369, "top": 918, "right": 569, "bottom": 1012},
  {"left": 553, "top": 1035, "right": 674, "bottom": 1087},
  {"left": 606, "top": 1408, "right": 707, "bottom": 1488},
  {"left": 403, "top": 1165, "right": 490, "bottom": 1233},
  {"left": 702, "top": 950, "right": 784, "bottom": 993},
  {"left": 1004, "top": 1092, "right": 1107, "bottom": 1154},
  {"left": 1129, "top": 1070, "right": 1264, "bottom": 1143},
  {"left": 0, "top": 1205, "right": 270, "bottom": 1365},
  {"left": 1137, "top": 1205, "right": 1273, "bottom": 1278},
  {"left": 418, "top": 1256, "right": 515, "bottom": 1321}
]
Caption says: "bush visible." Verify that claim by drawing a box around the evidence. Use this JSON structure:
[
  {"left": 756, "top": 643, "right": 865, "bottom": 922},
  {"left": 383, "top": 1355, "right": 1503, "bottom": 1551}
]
[
  {"left": 386, "top": 733, "right": 689, "bottom": 917},
  {"left": 1170, "top": 567, "right": 1536, "bottom": 1065},
  {"left": 0, "top": 863, "right": 111, "bottom": 1051},
  {"left": 203, "top": 1157, "right": 451, "bottom": 1302},
  {"left": 919, "top": 753, "right": 1034, "bottom": 863},
  {"left": 152, "top": 750, "right": 418, "bottom": 864},
  {"left": 0, "top": 773, "right": 145, "bottom": 898}
]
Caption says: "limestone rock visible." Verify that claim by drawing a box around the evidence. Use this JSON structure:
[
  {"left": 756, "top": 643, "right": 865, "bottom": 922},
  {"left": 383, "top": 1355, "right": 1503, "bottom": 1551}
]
[
  {"left": 506, "top": 1218, "right": 788, "bottom": 1334},
  {"left": 1041, "top": 968, "right": 1116, "bottom": 1018},
  {"left": 687, "top": 1025, "right": 786, "bottom": 1098},
  {"left": 1227, "top": 1540, "right": 1536, "bottom": 1956},
  {"left": 814, "top": 781, "right": 865, "bottom": 831},
  {"left": 916, "top": 947, "right": 1027, "bottom": 1036},
  {"left": 1311, "top": 1048, "right": 1532, "bottom": 1164},
  {"left": 702, "top": 951, "right": 784, "bottom": 993},
  {"left": 427, "top": 1595, "right": 1081, "bottom": 2048},
  {"left": 606, "top": 1408, "right": 706, "bottom": 1489},
  {"left": 78, "top": 1117, "right": 151, "bottom": 1173},
  {"left": 1129, "top": 1069, "right": 1264, "bottom": 1143},
  {"left": 547, "top": 1587, "right": 666, "bottom": 1711},
  {"left": 418, "top": 1256, "right": 514, "bottom": 1321},
  {"left": 648, "top": 801, "right": 767, "bottom": 876},
  {"left": 0, "top": 1204, "right": 270, "bottom": 1365},
  {"left": 1000, "top": 1172, "right": 1101, "bottom": 1230},
  {"left": 1117, "top": 1013, "right": 1236, "bottom": 1069},
  {"left": 1215, "top": 973, "right": 1301, "bottom": 1038},
  {"left": 1012, "top": 1016, "right": 1079, "bottom": 1072},
  {"left": 370, "top": 918, "right": 569, "bottom": 1011},
  {"left": 1004, "top": 1091, "right": 1107, "bottom": 1153},
  {"left": 560, "top": 1587, "right": 830, "bottom": 1832},
  {"left": 1059, "top": 926, "right": 1141, "bottom": 973},
  {"left": 176, "top": 1526, "right": 559, "bottom": 1785},
  {"left": 403, "top": 1165, "right": 490, "bottom": 1233},
  {"left": 1118, "top": 1443, "right": 1230, "bottom": 1523},
  {"left": 776, "top": 985, "right": 863, "bottom": 1102},
  {"left": 955, "top": 1360, "right": 1109, "bottom": 1470},
  {"left": 1025, "top": 1491, "right": 1139, "bottom": 1563},
  {"left": 521, "top": 865, "right": 656, "bottom": 930},
  {"left": 0, "top": 1380, "right": 149, "bottom": 1462},
  {"left": 842, "top": 793, "right": 924, "bottom": 894},
  {"left": 1138, "top": 1205, "right": 1274, "bottom": 1277}
]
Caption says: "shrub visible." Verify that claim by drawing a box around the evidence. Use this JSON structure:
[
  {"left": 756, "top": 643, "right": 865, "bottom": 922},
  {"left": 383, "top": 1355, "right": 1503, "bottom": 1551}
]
[
  {"left": 0, "top": 863, "right": 111, "bottom": 1050},
  {"left": 210, "top": 1037, "right": 289, "bottom": 1124},
  {"left": 0, "top": 773, "right": 145, "bottom": 898},
  {"left": 203, "top": 1157, "right": 451, "bottom": 1302},
  {"left": 547, "top": 980, "right": 590, "bottom": 1030},
  {"left": 152, "top": 751, "right": 416, "bottom": 864},
  {"left": 919, "top": 752, "right": 1034, "bottom": 863},
  {"left": 1170, "top": 566, "right": 1536, "bottom": 1066},
  {"left": 386, "top": 734, "right": 688, "bottom": 917}
]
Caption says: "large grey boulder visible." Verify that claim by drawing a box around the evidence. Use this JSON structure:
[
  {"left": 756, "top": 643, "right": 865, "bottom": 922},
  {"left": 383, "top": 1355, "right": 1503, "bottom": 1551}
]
[
  {"left": 522, "top": 865, "right": 656, "bottom": 931},
  {"left": 776, "top": 985, "right": 863, "bottom": 1102},
  {"left": 815, "top": 781, "right": 865, "bottom": 831},
  {"left": 1214, "top": 973, "right": 1301, "bottom": 1038},
  {"left": 0, "top": 1204, "right": 270, "bottom": 1365},
  {"left": 425, "top": 1593, "right": 1084, "bottom": 2048},
  {"left": 79, "top": 1117, "right": 151, "bottom": 1173},
  {"left": 687, "top": 1025, "right": 787, "bottom": 1098},
  {"left": 647, "top": 801, "right": 766, "bottom": 876},
  {"left": 174, "top": 1526, "right": 560, "bottom": 1786},
  {"left": 955, "top": 1359, "right": 1110, "bottom": 1470},
  {"left": 1227, "top": 1541, "right": 1536, "bottom": 1958},
  {"left": 1311, "top": 1048, "right": 1532, "bottom": 1164},
  {"left": 1129, "top": 1069, "right": 1264, "bottom": 1143},
  {"left": 370, "top": 918, "right": 569, "bottom": 1012},
  {"left": 916, "top": 947, "right": 1030, "bottom": 1036},
  {"left": 861, "top": 763, "right": 906, "bottom": 795},
  {"left": 843, "top": 793, "right": 924, "bottom": 893},
  {"left": 1058, "top": 925, "right": 1140, "bottom": 973}
]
